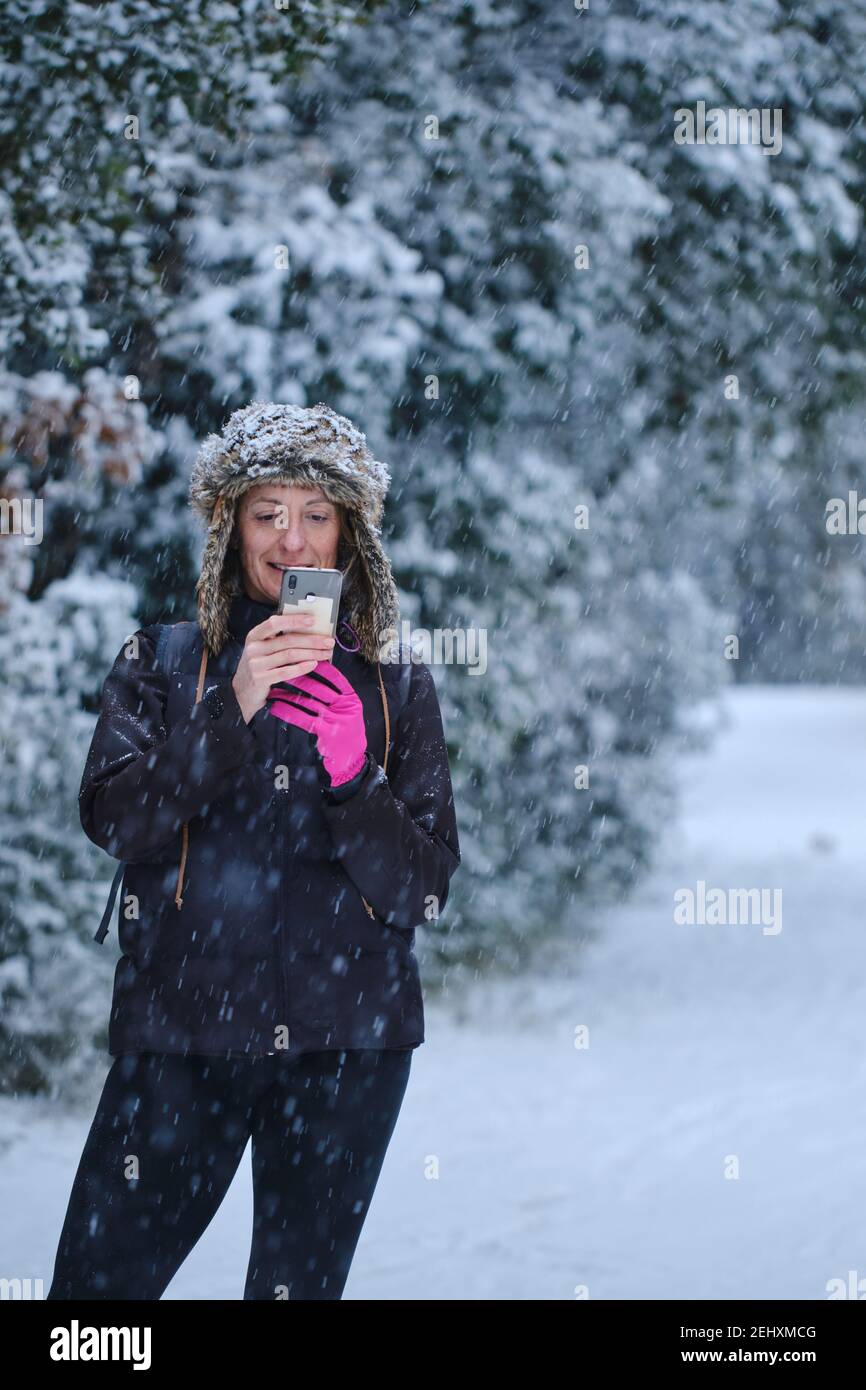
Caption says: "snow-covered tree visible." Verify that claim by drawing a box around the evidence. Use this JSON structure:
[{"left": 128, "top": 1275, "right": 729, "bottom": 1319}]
[
  {"left": 0, "top": 0, "right": 387, "bottom": 368},
  {"left": 0, "top": 574, "right": 139, "bottom": 1097}
]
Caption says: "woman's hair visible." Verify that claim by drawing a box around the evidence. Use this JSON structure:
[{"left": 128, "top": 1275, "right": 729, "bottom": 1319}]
[{"left": 334, "top": 506, "right": 366, "bottom": 620}]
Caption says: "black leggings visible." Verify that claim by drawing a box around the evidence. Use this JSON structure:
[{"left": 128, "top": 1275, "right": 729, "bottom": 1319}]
[{"left": 46, "top": 1047, "right": 412, "bottom": 1300}]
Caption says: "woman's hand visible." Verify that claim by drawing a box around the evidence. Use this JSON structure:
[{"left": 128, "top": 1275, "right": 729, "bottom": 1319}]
[
  {"left": 231, "top": 612, "right": 335, "bottom": 725},
  {"left": 266, "top": 660, "right": 368, "bottom": 786}
]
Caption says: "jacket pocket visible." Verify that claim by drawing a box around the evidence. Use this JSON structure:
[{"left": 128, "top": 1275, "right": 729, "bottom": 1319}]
[
  {"left": 352, "top": 883, "right": 415, "bottom": 952},
  {"left": 117, "top": 864, "right": 177, "bottom": 966}
]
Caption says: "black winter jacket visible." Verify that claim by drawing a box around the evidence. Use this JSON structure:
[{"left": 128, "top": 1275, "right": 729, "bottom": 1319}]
[{"left": 80, "top": 593, "right": 461, "bottom": 1057}]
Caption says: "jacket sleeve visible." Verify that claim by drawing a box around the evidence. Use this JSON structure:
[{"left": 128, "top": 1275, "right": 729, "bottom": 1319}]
[
  {"left": 79, "top": 625, "right": 260, "bottom": 862},
  {"left": 318, "top": 659, "right": 461, "bottom": 931}
]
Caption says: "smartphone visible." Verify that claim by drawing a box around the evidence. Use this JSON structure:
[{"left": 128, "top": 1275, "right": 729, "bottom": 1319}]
[{"left": 278, "top": 566, "right": 343, "bottom": 640}]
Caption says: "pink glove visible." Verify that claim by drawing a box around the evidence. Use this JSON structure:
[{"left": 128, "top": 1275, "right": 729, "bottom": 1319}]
[{"left": 266, "top": 660, "right": 368, "bottom": 787}]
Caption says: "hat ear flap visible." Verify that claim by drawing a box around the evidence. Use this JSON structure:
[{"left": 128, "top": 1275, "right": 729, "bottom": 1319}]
[
  {"left": 196, "top": 492, "right": 237, "bottom": 655},
  {"left": 342, "top": 515, "right": 399, "bottom": 663}
]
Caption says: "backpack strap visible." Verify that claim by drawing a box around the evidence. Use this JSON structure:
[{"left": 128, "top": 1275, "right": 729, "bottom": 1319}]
[
  {"left": 377, "top": 662, "right": 391, "bottom": 774},
  {"left": 175, "top": 641, "right": 209, "bottom": 908},
  {"left": 156, "top": 618, "right": 198, "bottom": 676},
  {"left": 154, "top": 620, "right": 172, "bottom": 672},
  {"left": 360, "top": 655, "right": 411, "bottom": 921}
]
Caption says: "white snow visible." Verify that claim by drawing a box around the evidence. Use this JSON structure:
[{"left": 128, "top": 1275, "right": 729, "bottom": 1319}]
[{"left": 6, "top": 684, "right": 865, "bottom": 1299}]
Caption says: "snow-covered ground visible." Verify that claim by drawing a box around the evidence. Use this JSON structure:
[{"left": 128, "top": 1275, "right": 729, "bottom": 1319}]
[{"left": 5, "top": 685, "right": 865, "bottom": 1299}]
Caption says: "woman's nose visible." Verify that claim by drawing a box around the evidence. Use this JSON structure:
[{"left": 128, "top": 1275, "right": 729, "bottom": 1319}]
[{"left": 274, "top": 524, "right": 307, "bottom": 553}]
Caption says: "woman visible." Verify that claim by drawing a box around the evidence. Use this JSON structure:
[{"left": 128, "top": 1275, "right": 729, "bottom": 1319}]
[{"left": 46, "top": 401, "right": 461, "bottom": 1300}]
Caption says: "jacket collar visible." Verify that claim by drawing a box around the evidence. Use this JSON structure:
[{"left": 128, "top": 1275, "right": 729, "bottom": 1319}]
[{"left": 227, "top": 590, "right": 275, "bottom": 644}]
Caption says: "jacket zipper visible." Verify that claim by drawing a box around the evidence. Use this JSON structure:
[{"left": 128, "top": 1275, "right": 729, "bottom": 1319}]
[{"left": 278, "top": 761, "right": 290, "bottom": 1051}]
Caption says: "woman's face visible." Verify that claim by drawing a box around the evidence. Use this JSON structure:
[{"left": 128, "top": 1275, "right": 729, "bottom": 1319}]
[{"left": 235, "top": 483, "right": 342, "bottom": 605}]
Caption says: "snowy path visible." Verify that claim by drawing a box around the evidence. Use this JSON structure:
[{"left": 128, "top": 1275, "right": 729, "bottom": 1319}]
[{"left": 6, "top": 685, "right": 866, "bottom": 1299}]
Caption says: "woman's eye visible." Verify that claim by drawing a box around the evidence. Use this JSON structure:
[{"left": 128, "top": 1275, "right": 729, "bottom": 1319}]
[{"left": 254, "top": 511, "right": 330, "bottom": 523}]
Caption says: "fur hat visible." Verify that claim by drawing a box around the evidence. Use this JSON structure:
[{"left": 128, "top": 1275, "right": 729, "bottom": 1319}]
[{"left": 188, "top": 401, "right": 400, "bottom": 663}]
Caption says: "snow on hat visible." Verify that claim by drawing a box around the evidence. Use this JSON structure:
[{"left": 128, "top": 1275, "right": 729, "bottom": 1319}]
[{"left": 188, "top": 400, "right": 400, "bottom": 663}]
